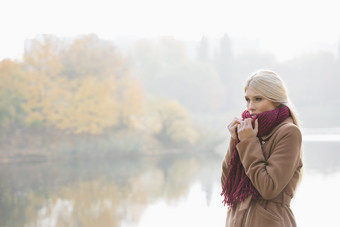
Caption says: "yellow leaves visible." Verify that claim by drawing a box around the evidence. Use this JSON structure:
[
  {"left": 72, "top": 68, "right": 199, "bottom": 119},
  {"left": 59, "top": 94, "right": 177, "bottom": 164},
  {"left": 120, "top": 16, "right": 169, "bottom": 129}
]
[
  {"left": 15, "top": 35, "right": 146, "bottom": 135},
  {"left": 24, "top": 35, "right": 63, "bottom": 77},
  {"left": 118, "top": 78, "right": 145, "bottom": 128},
  {"left": 24, "top": 111, "right": 44, "bottom": 125},
  {"left": 0, "top": 59, "right": 25, "bottom": 128},
  {"left": 21, "top": 71, "right": 145, "bottom": 134},
  {"left": 22, "top": 70, "right": 56, "bottom": 125},
  {"left": 1, "top": 35, "right": 200, "bottom": 148},
  {"left": 54, "top": 76, "right": 120, "bottom": 134},
  {"left": 147, "top": 99, "right": 188, "bottom": 131},
  {"left": 168, "top": 121, "right": 199, "bottom": 145},
  {"left": 0, "top": 59, "right": 22, "bottom": 83},
  {"left": 146, "top": 99, "right": 199, "bottom": 146}
]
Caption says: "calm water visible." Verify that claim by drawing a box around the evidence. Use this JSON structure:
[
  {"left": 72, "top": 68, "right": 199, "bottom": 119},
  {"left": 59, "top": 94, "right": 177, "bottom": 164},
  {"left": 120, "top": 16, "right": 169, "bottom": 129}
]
[{"left": 1, "top": 140, "right": 340, "bottom": 227}]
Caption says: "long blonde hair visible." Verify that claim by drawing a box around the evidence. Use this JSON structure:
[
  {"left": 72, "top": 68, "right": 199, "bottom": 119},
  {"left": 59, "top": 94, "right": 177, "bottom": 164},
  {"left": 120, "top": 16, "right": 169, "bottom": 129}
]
[{"left": 244, "top": 69, "right": 300, "bottom": 127}]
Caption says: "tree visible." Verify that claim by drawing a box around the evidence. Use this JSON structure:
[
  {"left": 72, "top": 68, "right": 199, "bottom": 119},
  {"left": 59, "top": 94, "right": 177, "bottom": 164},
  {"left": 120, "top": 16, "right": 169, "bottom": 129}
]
[
  {"left": 22, "top": 35, "right": 145, "bottom": 135},
  {"left": 24, "top": 34, "right": 63, "bottom": 77},
  {"left": 196, "top": 35, "right": 210, "bottom": 62},
  {"left": 49, "top": 76, "right": 120, "bottom": 134},
  {"left": 145, "top": 99, "right": 199, "bottom": 146},
  {"left": 61, "top": 34, "right": 129, "bottom": 79},
  {"left": 214, "top": 34, "right": 233, "bottom": 84},
  {"left": 0, "top": 60, "right": 25, "bottom": 131},
  {"left": 117, "top": 78, "right": 144, "bottom": 129}
]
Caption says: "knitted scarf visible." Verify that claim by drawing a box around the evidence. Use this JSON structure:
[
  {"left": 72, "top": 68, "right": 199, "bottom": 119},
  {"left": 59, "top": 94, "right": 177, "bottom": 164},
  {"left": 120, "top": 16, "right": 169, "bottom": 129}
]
[{"left": 221, "top": 105, "right": 291, "bottom": 208}]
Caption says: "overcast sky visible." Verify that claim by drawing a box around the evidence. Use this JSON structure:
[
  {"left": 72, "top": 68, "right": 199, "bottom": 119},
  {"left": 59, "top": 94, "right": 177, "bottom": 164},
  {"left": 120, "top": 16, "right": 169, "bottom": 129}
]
[{"left": 1, "top": 0, "right": 339, "bottom": 61}]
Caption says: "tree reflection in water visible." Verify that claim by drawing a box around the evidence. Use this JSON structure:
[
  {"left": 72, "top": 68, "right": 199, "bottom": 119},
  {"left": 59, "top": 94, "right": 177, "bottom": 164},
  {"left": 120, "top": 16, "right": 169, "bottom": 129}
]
[
  {"left": 0, "top": 153, "right": 219, "bottom": 227},
  {"left": 1, "top": 141, "right": 339, "bottom": 227}
]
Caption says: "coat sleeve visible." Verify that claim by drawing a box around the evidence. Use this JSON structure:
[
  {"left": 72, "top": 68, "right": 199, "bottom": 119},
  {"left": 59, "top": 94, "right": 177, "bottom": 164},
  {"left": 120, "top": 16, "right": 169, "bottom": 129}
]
[
  {"left": 236, "top": 124, "right": 302, "bottom": 200},
  {"left": 221, "top": 137, "right": 236, "bottom": 189}
]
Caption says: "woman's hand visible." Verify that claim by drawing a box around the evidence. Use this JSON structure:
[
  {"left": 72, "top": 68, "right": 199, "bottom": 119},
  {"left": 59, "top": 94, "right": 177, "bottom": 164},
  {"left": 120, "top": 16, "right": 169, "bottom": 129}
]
[
  {"left": 237, "top": 118, "right": 258, "bottom": 141},
  {"left": 227, "top": 117, "right": 242, "bottom": 140}
]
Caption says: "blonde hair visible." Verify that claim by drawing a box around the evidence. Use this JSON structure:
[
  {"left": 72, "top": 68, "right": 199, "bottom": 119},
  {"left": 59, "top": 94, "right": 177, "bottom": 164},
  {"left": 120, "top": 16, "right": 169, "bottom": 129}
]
[{"left": 244, "top": 69, "right": 300, "bottom": 127}]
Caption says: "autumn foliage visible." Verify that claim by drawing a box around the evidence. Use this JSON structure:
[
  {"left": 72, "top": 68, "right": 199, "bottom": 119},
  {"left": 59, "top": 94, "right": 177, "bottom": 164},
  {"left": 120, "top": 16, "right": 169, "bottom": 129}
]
[{"left": 0, "top": 34, "right": 200, "bottom": 154}]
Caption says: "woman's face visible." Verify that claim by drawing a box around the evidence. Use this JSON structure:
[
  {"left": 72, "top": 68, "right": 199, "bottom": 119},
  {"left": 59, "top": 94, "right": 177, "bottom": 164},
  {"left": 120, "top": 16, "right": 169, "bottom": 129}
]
[{"left": 245, "top": 87, "right": 277, "bottom": 116}]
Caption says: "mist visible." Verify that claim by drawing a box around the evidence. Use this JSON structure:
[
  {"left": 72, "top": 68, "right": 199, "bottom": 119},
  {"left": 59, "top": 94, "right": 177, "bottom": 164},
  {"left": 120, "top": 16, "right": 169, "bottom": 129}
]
[{"left": 1, "top": 31, "right": 340, "bottom": 226}]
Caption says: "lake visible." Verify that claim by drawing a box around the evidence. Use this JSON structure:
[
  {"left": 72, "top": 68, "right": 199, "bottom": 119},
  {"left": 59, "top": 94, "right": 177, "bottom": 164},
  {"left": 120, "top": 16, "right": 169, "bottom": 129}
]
[{"left": 1, "top": 138, "right": 339, "bottom": 226}]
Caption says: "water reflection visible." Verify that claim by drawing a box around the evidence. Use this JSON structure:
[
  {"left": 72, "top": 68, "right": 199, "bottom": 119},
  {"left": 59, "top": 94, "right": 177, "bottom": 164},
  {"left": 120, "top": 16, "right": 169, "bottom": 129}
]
[
  {"left": 0, "top": 154, "right": 216, "bottom": 226},
  {"left": 1, "top": 141, "right": 340, "bottom": 226}
]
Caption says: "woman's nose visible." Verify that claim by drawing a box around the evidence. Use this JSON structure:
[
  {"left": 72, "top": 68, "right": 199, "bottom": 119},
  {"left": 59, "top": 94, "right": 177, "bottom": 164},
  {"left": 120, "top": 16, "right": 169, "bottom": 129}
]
[{"left": 248, "top": 101, "right": 255, "bottom": 110}]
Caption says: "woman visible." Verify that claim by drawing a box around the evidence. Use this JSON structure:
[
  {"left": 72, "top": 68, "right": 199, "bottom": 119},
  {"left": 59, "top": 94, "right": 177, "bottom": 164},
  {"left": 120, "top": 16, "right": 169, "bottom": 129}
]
[{"left": 221, "top": 70, "right": 303, "bottom": 227}]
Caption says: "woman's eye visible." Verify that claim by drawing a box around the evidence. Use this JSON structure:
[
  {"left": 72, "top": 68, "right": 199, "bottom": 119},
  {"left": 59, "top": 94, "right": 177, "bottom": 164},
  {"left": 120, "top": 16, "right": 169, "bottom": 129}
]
[
  {"left": 245, "top": 98, "right": 250, "bottom": 102},
  {"left": 255, "top": 97, "right": 262, "bottom": 101}
]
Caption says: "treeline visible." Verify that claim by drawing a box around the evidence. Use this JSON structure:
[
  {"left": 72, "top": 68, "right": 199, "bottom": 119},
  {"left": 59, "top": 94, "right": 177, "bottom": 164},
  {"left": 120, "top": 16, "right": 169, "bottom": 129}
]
[
  {"left": 126, "top": 35, "right": 340, "bottom": 127},
  {"left": 0, "top": 35, "right": 212, "bottom": 156},
  {"left": 1, "top": 33, "right": 339, "bottom": 156}
]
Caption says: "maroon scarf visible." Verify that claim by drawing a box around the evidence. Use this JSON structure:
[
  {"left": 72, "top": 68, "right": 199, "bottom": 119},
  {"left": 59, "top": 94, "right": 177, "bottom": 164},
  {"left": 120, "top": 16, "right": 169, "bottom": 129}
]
[{"left": 221, "top": 105, "right": 291, "bottom": 208}]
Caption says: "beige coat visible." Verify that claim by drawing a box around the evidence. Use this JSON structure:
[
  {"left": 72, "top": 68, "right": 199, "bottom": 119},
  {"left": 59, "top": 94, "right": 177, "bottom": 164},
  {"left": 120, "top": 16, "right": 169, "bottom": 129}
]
[{"left": 221, "top": 117, "right": 303, "bottom": 227}]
